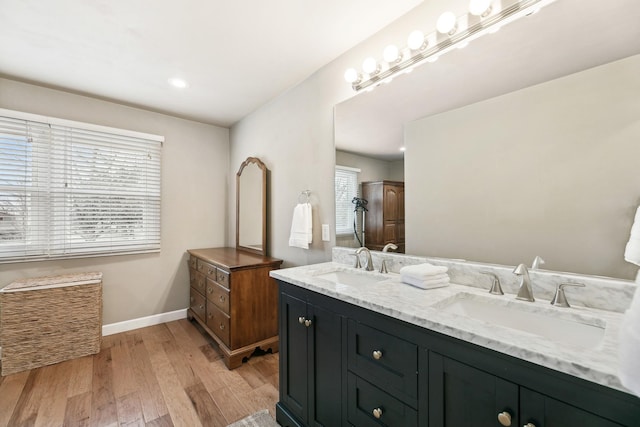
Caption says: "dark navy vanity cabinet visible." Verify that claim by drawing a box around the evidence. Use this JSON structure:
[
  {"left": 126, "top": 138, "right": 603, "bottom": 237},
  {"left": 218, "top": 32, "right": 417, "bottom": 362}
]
[{"left": 276, "top": 280, "right": 640, "bottom": 427}]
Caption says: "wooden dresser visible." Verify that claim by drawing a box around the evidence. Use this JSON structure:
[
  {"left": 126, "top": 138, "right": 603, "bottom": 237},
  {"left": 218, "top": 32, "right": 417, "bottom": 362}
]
[{"left": 186, "top": 247, "right": 283, "bottom": 369}]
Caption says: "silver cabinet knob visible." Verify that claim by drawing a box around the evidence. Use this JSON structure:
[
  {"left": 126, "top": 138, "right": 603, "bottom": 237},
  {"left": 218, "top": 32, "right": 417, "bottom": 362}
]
[
  {"left": 219, "top": 323, "right": 225, "bottom": 330},
  {"left": 372, "top": 350, "right": 383, "bottom": 360},
  {"left": 304, "top": 319, "right": 312, "bottom": 327},
  {"left": 497, "top": 411, "right": 512, "bottom": 427},
  {"left": 372, "top": 407, "right": 383, "bottom": 419},
  {"left": 298, "top": 316, "right": 305, "bottom": 324},
  {"left": 523, "top": 424, "right": 536, "bottom": 427}
]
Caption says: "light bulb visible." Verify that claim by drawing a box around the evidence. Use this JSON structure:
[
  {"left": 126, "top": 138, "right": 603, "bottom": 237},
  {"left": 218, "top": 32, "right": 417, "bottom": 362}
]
[
  {"left": 168, "top": 77, "right": 188, "bottom": 88},
  {"left": 344, "top": 68, "right": 359, "bottom": 84},
  {"left": 362, "top": 57, "right": 378, "bottom": 74},
  {"left": 436, "top": 11, "right": 457, "bottom": 34},
  {"left": 469, "top": 0, "right": 491, "bottom": 16},
  {"left": 407, "top": 30, "right": 425, "bottom": 50},
  {"left": 383, "top": 45, "right": 400, "bottom": 63}
]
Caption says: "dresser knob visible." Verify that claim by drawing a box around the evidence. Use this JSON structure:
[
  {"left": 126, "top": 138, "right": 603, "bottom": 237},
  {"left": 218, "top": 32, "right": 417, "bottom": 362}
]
[
  {"left": 298, "top": 316, "right": 306, "bottom": 324},
  {"left": 219, "top": 295, "right": 225, "bottom": 302},
  {"left": 208, "top": 268, "right": 214, "bottom": 275},
  {"left": 199, "top": 305, "right": 204, "bottom": 310},
  {"left": 497, "top": 411, "right": 512, "bottom": 427},
  {"left": 372, "top": 350, "right": 383, "bottom": 360},
  {"left": 219, "top": 323, "right": 225, "bottom": 330},
  {"left": 207, "top": 288, "right": 212, "bottom": 294},
  {"left": 372, "top": 407, "right": 383, "bottom": 419},
  {"left": 304, "top": 319, "right": 312, "bottom": 327}
]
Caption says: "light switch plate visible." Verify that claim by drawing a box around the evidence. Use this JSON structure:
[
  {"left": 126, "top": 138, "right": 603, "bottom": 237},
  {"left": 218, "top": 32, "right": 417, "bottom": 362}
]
[{"left": 322, "top": 224, "right": 330, "bottom": 241}]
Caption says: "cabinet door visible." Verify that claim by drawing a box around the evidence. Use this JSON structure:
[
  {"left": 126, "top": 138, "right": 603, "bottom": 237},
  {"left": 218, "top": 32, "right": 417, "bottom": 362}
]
[
  {"left": 308, "top": 303, "right": 344, "bottom": 427},
  {"left": 280, "top": 292, "right": 309, "bottom": 423},
  {"left": 520, "top": 387, "right": 622, "bottom": 427},
  {"left": 383, "top": 186, "right": 399, "bottom": 221},
  {"left": 429, "top": 352, "right": 518, "bottom": 427}
]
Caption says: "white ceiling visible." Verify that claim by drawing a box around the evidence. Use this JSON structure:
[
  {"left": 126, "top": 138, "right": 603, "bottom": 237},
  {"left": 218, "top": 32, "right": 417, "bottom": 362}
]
[
  {"left": 335, "top": 0, "right": 640, "bottom": 160},
  {"left": 0, "top": 0, "right": 422, "bottom": 127}
]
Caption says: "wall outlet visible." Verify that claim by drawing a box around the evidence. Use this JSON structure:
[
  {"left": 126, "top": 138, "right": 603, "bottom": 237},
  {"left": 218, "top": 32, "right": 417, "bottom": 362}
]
[{"left": 322, "top": 224, "right": 330, "bottom": 241}]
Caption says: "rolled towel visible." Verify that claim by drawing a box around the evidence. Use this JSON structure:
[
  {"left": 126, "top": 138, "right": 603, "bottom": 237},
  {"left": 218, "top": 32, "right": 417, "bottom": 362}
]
[
  {"left": 399, "top": 263, "right": 448, "bottom": 280},
  {"left": 401, "top": 274, "right": 450, "bottom": 290}
]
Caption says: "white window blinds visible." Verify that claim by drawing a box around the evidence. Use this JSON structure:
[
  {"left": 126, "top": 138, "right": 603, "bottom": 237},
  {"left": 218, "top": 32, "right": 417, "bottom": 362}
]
[
  {"left": 0, "top": 109, "right": 162, "bottom": 262},
  {"left": 335, "top": 166, "right": 360, "bottom": 235}
]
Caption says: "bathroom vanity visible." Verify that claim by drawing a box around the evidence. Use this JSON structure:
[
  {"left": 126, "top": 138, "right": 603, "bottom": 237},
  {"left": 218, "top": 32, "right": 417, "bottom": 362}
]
[{"left": 272, "top": 254, "right": 640, "bottom": 427}]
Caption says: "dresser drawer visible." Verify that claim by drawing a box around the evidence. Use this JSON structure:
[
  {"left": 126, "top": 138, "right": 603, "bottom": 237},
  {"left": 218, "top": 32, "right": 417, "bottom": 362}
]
[
  {"left": 190, "top": 287, "right": 206, "bottom": 321},
  {"left": 188, "top": 267, "right": 197, "bottom": 287},
  {"left": 206, "top": 302, "right": 230, "bottom": 347},
  {"left": 192, "top": 271, "right": 206, "bottom": 295},
  {"left": 348, "top": 319, "right": 418, "bottom": 403},
  {"left": 347, "top": 373, "right": 417, "bottom": 427},
  {"left": 187, "top": 255, "right": 197, "bottom": 270},
  {"left": 206, "top": 278, "right": 230, "bottom": 314},
  {"left": 197, "top": 259, "right": 218, "bottom": 280},
  {"left": 216, "top": 269, "right": 230, "bottom": 289}
]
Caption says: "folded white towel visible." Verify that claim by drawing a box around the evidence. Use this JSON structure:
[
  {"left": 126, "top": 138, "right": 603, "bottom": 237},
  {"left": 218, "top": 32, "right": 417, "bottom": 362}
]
[
  {"left": 624, "top": 206, "right": 640, "bottom": 266},
  {"left": 288, "top": 203, "right": 312, "bottom": 249},
  {"left": 401, "top": 274, "right": 450, "bottom": 290},
  {"left": 399, "top": 263, "right": 448, "bottom": 280}
]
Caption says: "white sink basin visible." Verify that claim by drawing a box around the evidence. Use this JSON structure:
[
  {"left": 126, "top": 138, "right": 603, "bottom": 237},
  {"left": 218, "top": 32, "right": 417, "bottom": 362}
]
[
  {"left": 435, "top": 293, "right": 606, "bottom": 349},
  {"left": 314, "top": 268, "right": 389, "bottom": 286}
]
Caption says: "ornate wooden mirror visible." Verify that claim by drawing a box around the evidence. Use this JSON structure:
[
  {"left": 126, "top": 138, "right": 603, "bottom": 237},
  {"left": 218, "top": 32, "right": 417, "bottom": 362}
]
[{"left": 236, "top": 157, "right": 267, "bottom": 255}]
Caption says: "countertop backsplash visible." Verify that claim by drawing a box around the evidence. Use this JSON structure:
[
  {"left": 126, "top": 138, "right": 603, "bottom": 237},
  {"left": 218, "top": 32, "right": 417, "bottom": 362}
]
[{"left": 332, "top": 247, "right": 637, "bottom": 313}]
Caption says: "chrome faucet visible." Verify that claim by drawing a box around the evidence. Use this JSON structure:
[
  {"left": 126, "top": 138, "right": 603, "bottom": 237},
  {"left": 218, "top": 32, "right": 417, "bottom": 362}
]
[
  {"left": 355, "top": 247, "right": 374, "bottom": 271},
  {"left": 513, "top": 263, "right": 534, "bottom": 302},
  {"left": 531, "top": 255, "right": 545, "bottom": 269},
  {"left": 481, "top": 272, "right": 504, "bottom": 295},
  {"left": 379, "top": 243, "right": 398, "bottom": 273},
  {"left": 550, "top": 282, "right": 585, "bottom": 308}
]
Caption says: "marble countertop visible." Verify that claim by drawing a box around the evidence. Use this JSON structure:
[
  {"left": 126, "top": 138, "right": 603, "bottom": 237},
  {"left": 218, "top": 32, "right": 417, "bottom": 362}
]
[{"left": 271, "top": 262, "right": 631, "bottom": 395}]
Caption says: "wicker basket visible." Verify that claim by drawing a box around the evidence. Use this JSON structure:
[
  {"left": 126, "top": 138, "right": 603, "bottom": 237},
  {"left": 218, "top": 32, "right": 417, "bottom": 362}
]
[{"left": 0, "top": 272, "right": 102, "bottom": 376}]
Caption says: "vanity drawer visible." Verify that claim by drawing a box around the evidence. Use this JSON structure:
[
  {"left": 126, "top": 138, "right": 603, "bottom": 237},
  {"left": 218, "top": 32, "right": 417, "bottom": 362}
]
[
  {"left": 197, "top": 259, "right": 218, "bottom": 280},
  {"left": 206, "top": 278, "right": 230, "bottom": 314},
  {"left": 347, "top": 373, "right": 417, "bottom": 427},
  {"left": 206, "top": 302, "right": 230, "bottom": 347},
  {"left": 348, "top": 319, "right": 418, "bottom": 403},
  {"left": 190, "top": 287, "right": 206, "bottom": 321},
  {"left": 216, "top": 269, "right": 230, "bottom": 289}
]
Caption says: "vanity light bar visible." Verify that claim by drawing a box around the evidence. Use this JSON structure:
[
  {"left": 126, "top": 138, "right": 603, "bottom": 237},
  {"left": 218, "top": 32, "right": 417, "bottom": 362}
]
[{"left": 348, "top": 0, "right": 558, "bottom": 92}]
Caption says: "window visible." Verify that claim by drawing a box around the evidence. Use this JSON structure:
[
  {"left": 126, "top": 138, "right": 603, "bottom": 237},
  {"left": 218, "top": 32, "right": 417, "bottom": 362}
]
[
  {"left": 335, "top": 165, "right": 360, "bottom": 235},
  {"left": 0, "top": 109, "right": 162, "bottom": 262}
]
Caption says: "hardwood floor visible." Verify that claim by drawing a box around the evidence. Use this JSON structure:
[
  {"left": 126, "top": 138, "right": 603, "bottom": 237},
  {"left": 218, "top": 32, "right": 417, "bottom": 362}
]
[{"left": 0, "top": 319, "right": 279, "bottom": 427}]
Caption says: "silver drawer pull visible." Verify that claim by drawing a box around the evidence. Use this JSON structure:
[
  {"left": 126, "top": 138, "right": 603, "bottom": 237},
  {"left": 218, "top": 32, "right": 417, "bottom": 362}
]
[
  {"left": 372, "top": 350, "right": 383, "bottom": 360},
  {"left": 372, "top": 407, "right": 383, "bottom": 419},
  {"left": 219, "top": 323, "right": 225, "bottom": 330},
  {"left": 304, "top": 319, "right": 312, "bottom": 327},
  {"left": 298, "top": 316, "right": 306, "bottom": 324},
  {"left": 497, "top": 411, "right": 512, "bottom": 427}
]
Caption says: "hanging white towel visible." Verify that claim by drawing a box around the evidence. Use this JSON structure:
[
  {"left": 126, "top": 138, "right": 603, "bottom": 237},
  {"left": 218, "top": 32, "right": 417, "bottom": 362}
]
[
  {"left": 619, "top": 281, "right": 640, "bottom": 397},
  {"left": 289, "top": 203, "right": 313, "bottom": 249},
  {"left": 624, "top": 206, "right": 640, "bottom": 266}
]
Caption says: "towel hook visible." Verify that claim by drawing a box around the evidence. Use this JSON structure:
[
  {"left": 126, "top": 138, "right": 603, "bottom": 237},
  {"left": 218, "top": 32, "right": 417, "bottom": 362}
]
[{"left": 298, "top": 190, "right": 311, "bottom": 203}]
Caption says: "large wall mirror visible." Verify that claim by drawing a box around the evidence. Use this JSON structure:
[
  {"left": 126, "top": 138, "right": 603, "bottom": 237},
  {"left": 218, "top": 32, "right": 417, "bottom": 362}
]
[
  {"left": 334, "top": 0, "right": 640, "bottom": 280},
  {"left": 236, "top": 157, "right": 267, "bottom": 255}
]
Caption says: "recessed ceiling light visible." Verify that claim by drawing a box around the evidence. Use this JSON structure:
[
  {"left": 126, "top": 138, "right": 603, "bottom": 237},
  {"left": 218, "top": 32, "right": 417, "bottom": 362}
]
[{"left": 168, "top": 78, "right": 188, "bottom": 88}]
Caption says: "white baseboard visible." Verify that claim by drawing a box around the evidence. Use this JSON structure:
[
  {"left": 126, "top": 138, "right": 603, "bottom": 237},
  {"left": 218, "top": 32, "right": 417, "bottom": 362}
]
[
  {"left": 0, "top": 310, "right": 187, "bottom": 361},
  {"left": 102, "top": 308, "right": 188, "bottom": 336}
]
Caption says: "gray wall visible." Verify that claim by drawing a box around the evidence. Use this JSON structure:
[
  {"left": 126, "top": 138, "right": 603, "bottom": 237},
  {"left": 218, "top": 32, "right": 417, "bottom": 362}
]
[
  {"left": 405, "top": 55, "right": 640, "bottom": 279},
  {"left": 0, "top": 78, "right": 230, "bottom": 324}
]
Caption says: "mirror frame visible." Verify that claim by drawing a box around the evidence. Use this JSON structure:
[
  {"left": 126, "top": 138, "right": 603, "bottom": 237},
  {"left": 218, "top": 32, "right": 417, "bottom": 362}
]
[{"left": 236, "top": 156, "right": 267, "bottom": 256}]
